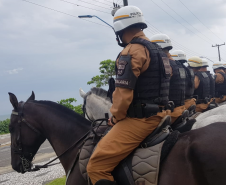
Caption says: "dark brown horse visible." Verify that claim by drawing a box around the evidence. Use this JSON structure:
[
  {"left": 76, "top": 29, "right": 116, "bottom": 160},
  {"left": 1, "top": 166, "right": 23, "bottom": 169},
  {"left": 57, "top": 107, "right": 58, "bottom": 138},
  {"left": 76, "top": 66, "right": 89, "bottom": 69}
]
[{"left": 9, "top": 92, "right": 226, "bottom": 185}]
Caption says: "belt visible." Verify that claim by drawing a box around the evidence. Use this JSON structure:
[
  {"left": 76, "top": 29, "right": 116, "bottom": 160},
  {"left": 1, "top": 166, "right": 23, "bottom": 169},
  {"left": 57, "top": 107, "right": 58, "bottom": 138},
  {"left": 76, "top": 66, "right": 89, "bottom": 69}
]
[{"left": 127, "top": 101, "right": 174, "bottom": 118}]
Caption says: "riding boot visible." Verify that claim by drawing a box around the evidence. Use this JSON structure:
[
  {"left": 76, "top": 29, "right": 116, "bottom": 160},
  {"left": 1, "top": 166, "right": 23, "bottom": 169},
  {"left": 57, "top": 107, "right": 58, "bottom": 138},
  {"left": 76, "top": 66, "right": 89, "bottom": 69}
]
[{"left": 95, "top": 179, "right": 117, "bottom": 185}]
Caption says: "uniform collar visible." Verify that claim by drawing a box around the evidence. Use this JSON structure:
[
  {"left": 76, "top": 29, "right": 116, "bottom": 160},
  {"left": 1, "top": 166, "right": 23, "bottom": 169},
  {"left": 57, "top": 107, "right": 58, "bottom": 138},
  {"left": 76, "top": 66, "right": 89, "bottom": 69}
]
[
  {"left": 128, "top": 31, "right": 145, "bottom": 43},
  {"left": 215, "top": 69, "right": 225, "bottom": 73}
]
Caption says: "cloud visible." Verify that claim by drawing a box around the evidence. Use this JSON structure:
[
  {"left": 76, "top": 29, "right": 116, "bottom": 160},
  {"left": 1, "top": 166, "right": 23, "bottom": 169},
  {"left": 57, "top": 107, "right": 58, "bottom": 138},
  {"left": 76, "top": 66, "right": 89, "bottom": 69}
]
[
  {"left": 1, "top": 0, "right": 226, "bottom": 115},
  {"left": 6, "top": 68, "right": 23, "bottom": 75}
]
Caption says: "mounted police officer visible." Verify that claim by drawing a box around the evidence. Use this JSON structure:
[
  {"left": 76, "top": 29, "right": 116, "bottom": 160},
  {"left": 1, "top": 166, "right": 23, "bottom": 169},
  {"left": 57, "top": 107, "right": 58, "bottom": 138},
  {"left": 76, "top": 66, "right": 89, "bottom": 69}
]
[
  {"left": 200, "top": 58, "right": 215, "bottom": 99},
  {"left": 213, "top": 62, "right": 226, "bottom": 103},
  {"left": 150, "top": 34, "right": 186, "bottom": 123},
  {"left": 87, "top": 6, "right": 171, "bottom": 185},
  {"left": 188, "top": 56, "right": 211, "bottom": 112},
  {"left": 171, "top": 50, "right": 196, "bottom": 110}
]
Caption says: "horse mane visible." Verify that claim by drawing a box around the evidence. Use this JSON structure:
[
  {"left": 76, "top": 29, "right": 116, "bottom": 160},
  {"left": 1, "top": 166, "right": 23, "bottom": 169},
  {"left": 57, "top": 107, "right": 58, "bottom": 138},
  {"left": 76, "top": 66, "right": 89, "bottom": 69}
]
[
  {"left": 85, "top": 87, "right": 111, "bottom": 103},
  {"left": 28, "top": 100, "right": 91, "bottom": 125}
]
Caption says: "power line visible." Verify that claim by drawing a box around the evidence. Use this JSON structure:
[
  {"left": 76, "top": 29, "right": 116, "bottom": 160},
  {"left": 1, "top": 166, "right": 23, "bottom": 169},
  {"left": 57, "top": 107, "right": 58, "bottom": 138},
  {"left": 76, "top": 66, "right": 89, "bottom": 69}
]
[
  {"left": 178, "top": 0, "right": 225, "bottom": 42},
  {"left": 91, "top": 0, "right": 113, "bottom": 6},
  {"left": 150, "top": 0, "right": 212, "bottom": 45},
  {"left": 161, "top": 0, "right": 215, "bottom": 44},
  {"left": 105, "top": 0, "right": 114, "bottom": 3},
  {"left": 76, "top": 0, "right": 112, "bottom": 10},
  {"left": 145, "top": 20, "right": 202, "bottom": 56},
  {"left": 145, "top": 27, "right": 199, "bottom": 57},
  {"left": 119, "top": 0, "right": 123, "bottom": 5},
  {"left": 57, "top": 0, "right": 110, "bottom": 14},
  {"left": 20, "top": 0, "right": 110, "bottom": 28}
]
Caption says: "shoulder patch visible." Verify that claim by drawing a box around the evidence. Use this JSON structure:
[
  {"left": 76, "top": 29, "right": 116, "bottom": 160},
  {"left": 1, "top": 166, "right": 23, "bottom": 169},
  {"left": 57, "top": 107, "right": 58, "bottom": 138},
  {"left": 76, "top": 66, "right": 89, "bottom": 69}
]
[{"left": 117, "top": 60, "right": 128, "bottom": 76}]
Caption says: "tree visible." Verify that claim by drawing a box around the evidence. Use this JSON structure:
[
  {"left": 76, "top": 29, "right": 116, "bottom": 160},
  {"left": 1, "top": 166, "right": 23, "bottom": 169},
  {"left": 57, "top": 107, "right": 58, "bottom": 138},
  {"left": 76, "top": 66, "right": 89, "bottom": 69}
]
[
  {"left": 57, "top": 98, "right": 83, "bottom": 115},
  {"left": 0, "top": 119, "right": 10, "bottom": 135},
  {"left": 87, "top": 59, "right": 115, "bottom": 87}
]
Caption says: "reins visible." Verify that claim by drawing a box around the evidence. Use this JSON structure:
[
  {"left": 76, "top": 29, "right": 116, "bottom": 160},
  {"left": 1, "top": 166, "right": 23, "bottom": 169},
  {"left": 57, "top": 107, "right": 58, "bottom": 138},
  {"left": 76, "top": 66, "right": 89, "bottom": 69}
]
[
  {"left": 11, "top": 101, "right": 109, "bottom": 177},
  {"left": 11, "top": 101, "right": 91, "bottom": 172},
  {"left": 82, "top": 96, "right": 94, "bottom": 122},
  {"left": 31, "top": 131, "right": 90, "bottom": 171}
]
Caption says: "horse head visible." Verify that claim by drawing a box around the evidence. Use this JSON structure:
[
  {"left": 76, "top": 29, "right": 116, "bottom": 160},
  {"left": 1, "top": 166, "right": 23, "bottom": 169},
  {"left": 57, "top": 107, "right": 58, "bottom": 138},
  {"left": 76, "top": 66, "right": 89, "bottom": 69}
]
[
  {"left": 79, "top": 87, "right": 112, "bottom": 122},
  {"left": 8, "top": 91, "right": 46, "bottom": 174}
]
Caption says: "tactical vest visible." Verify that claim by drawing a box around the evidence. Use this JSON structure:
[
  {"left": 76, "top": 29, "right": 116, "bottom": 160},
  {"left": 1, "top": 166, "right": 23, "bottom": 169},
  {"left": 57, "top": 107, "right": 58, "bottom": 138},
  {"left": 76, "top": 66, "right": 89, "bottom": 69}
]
[
  {"left": 169, "top": 60, "right": 186, "bottom": 106},
  {"left": 115, "top": 38, "right": 171, "bottom": 106},
  {"left": 205, "top": 71, "right": 215, "bottom": 98},
  {"left": 194, "top": 71, "right": 210, "bottom": 100},
  {"left": 215, "top": 71, "right": 226, "bottom": 97},
  {"left": 184, "top": 66, "right": 195, "bottom": 99}
]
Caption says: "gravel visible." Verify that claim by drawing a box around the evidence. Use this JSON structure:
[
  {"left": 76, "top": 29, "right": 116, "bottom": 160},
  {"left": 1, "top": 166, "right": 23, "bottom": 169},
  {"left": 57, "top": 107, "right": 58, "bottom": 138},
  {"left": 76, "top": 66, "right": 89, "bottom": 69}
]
[{"left": 0, "top": 160, "right": 65, "bottom": 185}]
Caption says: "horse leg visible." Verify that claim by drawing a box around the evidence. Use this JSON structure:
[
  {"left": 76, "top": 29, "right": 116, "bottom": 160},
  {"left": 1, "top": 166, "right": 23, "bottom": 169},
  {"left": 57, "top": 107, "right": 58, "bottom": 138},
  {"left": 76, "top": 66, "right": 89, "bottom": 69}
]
[{"left": 67, "top": 161, "right": 87, "bottom": 185}]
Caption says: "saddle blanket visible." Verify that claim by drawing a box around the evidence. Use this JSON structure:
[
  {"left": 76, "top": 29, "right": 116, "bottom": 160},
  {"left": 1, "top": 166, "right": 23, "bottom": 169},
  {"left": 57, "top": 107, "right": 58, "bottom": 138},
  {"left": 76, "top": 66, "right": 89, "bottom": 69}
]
[
  {"left": 132, "top": 142, "right": 164, "bottom": 185},
  {"left": 79, "top": 128, "right": 164, "bottom": 185}
]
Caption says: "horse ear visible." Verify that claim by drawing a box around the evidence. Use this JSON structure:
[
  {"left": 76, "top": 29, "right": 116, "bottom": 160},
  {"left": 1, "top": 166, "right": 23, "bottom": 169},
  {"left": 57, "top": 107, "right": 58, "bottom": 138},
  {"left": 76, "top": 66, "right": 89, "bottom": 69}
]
[
  {"left": 8, "top": 92, "right": 19, "bottom": 110},
  {"left": 26, "top": 91, "right": 35, "bottom": 102},
  {"left": 79, "top": 88, "right": 86, "bottom": 98}
]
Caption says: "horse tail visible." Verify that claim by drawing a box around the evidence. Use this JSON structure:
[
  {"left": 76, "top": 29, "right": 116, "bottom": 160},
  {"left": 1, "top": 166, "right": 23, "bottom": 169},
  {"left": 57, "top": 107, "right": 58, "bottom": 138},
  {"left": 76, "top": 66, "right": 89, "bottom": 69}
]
[{"left": 79, "top": 88, "right": 86, "bottom": 99}]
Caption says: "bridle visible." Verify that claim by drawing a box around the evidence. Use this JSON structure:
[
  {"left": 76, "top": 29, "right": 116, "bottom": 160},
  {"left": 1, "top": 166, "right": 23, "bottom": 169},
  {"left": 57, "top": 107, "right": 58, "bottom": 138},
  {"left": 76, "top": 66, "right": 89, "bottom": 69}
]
[
  {"left": 10, "top": 101, "right": 91, "bottom": 175},
  {"left": 82, "top": 95, "right": 94, "bottom": 122},
  {"left": 11, "top": 101, "right": 42, "bottom": 172}
]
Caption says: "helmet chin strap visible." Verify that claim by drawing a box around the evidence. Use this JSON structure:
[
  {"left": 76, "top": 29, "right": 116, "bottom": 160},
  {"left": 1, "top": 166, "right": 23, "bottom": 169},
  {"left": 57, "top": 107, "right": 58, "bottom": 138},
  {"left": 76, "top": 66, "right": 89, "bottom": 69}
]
[{"left": 115, "top": 33, "right": 128, "bottom": 48}]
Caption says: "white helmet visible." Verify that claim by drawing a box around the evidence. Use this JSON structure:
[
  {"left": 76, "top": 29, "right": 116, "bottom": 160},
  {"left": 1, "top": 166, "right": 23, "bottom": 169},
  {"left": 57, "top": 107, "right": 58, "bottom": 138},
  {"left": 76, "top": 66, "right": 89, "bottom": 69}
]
[
  {"left": 201, "top": 58, "right": 209, "bottom": 67},
  {"left": 113, "top": 6, "right": 147, "bottom": 33},
  {"left": 222, "top": 62, "right": 226, "bottom": 69},
  {"left": 150, "top": 34, "right": 173, "bottom": 50},
  {"left": 213, "top": 62, "right": 224, "bottom": 70},
  {"left": 187, "top": 56, "right": 203, "bottom": 68},
  {"left": 171, "top": 50, "right": 187, "bottom": 62}
]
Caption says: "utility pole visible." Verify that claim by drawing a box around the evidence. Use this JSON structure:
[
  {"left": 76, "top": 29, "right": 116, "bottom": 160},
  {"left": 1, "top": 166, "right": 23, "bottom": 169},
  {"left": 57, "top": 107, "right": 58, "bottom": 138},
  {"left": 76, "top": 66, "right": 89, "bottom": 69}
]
[
  {"left": 112, "top": 0, "right": 128, "bottom": 16},
  {"left": 212, "top": 43, "right": 225, "bottom": 61},
  {"left": 123, "top": 0, "right": 128, "bottom": 6}
]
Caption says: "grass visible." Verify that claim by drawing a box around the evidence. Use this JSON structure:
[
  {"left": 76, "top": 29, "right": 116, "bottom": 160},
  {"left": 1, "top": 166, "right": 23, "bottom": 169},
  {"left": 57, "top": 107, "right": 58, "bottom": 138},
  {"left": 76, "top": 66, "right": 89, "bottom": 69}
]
[{"left": 46, "top": 176, "right": 66, "bottom": 185}]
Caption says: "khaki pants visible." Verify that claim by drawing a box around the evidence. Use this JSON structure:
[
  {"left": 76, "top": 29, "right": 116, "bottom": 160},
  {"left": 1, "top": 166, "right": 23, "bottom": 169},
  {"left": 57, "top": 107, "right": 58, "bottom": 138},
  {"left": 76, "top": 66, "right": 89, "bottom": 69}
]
[
  {"left": 87, "top": 111, "right": 170, "bottom": 184},
  {"left": 215, "top": 95, "right": 226, "bottom": 103},
  {"left": 171, "top": 105, "right": 186, "bottom": 124},
  {"left": 184, "top": 98, "right": 196, "bottom": 110}
]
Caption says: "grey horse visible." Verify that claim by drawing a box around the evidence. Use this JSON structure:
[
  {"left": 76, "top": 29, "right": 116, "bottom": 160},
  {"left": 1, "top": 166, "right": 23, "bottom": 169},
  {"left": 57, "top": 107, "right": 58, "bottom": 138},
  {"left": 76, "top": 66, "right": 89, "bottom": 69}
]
[
  {"left": 192, "top": 104, "right": 226, "bottom": 129},
  {"left": 80, "top": 87, "right": 226, "bottom": 129},
  {"left": 80, "top": 87, "right": 112, "bottom": 121}
]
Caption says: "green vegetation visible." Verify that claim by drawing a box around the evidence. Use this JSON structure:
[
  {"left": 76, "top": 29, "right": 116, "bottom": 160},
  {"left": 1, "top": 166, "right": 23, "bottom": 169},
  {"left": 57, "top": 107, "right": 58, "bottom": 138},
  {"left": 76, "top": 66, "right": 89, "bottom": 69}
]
[
  {"left": 57, "top": 98, "right": 83, "bottom": 115},
  {"left": 46, "top": 176, "right": 66, "bottom": 185},
  {"left": 87, "top": 59, "right": 115, "bottom": 87},
  {"left": 0, "top": 119, "right": 10, "bottom": 135}
]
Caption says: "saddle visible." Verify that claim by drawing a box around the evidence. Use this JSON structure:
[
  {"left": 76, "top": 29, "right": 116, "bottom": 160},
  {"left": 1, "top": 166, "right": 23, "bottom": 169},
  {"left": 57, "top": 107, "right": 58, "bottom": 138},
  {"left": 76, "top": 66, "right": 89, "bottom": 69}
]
[
  {"left": 140, "top": 116, "right": 171, "bottom": 148},
  {"left": 171, "top": 110, "right": 196, "bottom": 133},
  {"left": 187, "top": 105, "right": 196, "bottom": 117},
  {"left": 79, "top": 116, "right": 177, "bottom": 185},
  {"left": 171, "top": 110, "right": 189, "bottom": 130}
]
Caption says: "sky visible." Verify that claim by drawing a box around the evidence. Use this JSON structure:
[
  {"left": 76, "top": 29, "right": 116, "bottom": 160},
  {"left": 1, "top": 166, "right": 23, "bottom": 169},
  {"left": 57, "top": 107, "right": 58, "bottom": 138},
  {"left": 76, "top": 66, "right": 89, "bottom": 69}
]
[{"left": 1, "top": 0, "right": 226, "bottom": 115}]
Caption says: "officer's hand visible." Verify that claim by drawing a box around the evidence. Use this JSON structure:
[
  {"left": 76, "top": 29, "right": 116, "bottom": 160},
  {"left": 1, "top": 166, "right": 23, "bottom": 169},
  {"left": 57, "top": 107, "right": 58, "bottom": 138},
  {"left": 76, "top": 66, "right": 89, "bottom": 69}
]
[{"left": 108, "top": 118, "right": 115, "bottom": 127}]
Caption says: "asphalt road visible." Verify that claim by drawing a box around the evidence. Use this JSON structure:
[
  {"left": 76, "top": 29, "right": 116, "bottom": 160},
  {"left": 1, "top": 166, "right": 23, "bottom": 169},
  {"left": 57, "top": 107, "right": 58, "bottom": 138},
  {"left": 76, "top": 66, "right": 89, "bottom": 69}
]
[{"left": 0, "top": 140, "right": 56, "bottom": 174}]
